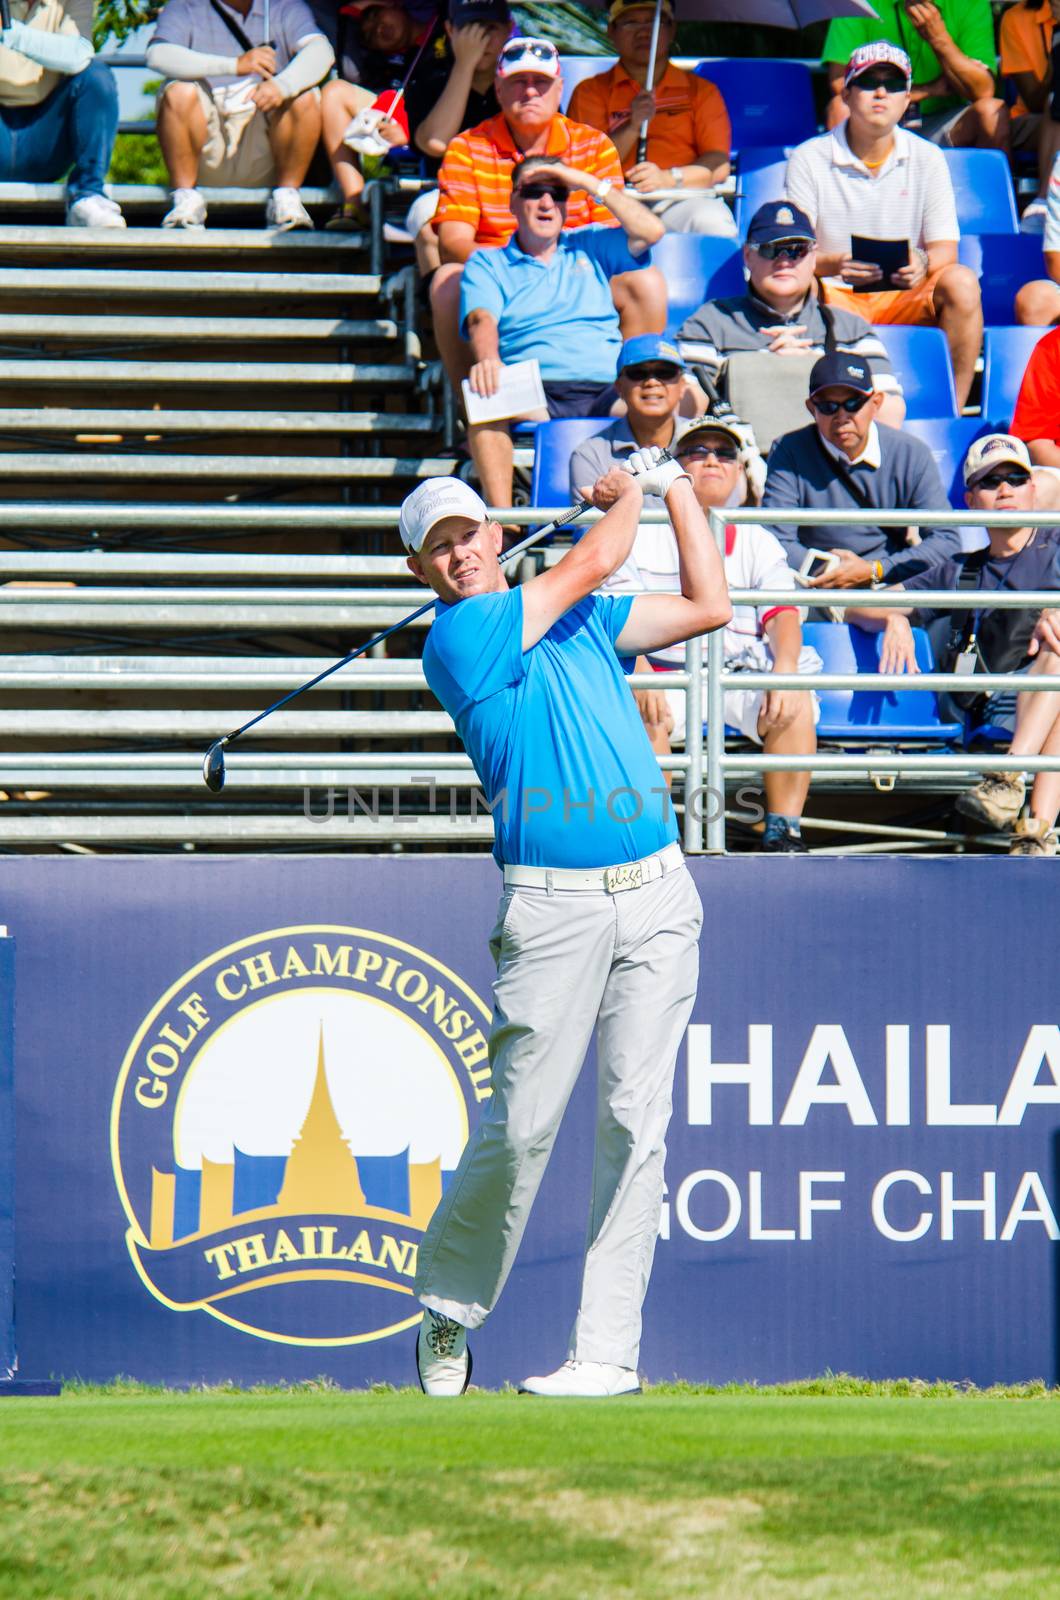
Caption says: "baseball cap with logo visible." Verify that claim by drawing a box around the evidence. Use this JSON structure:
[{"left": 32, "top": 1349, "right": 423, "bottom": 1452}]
[
  {"left": 399, "top": 478, "right": 490, "bottom": 553},
  {"left": 808, "top": 352, "right": 874, "bottom": 398},
  {"left": 495, "top": 36, "right": 560, "bottom": 78},
  {"left": 617, "top": 333, "right": 686, "bottom": 375},
  {"left": 450, "top": 0, "right": 511, "bottom": 25},
  {"left": 844, "top": 41, "right": 913, "bottom": 90},
  {"left": 676, "top": 413, "right": 750, "bottom": 453},
  {"left": 962, "top": 433, "right": 1033, "bottom": 487},
  {"left": 745, "top": 200, "right": 816, "bottom": 247}
]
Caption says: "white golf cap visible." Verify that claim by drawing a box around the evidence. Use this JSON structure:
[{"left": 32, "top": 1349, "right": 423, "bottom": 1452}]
[
  {"left": 495, "top": 37, "right": 561, "bottom": 79},
  {"left": 963, "top": 433, "right": 1033, "bottom": 487},
  {"left": 398, "top": 477, "right": 490, "bottom": 553}
]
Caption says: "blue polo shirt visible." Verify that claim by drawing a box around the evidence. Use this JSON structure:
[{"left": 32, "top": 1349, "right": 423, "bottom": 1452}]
[
  {"left": 458, "top": 225, "right": 650, "bottom": 385},
  {"left": 423, "top": 586, "right": 677, "bottom": 868}
]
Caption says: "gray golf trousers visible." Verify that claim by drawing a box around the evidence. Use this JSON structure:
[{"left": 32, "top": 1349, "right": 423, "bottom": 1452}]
[{"left": 415, "top": 862, "right": 702, "bottom": 1369}]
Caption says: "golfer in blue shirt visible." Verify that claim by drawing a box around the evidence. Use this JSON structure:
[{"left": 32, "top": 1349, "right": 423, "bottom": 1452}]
[{"left": 400, "top": 447, "right": 731, "bottom": 1397}]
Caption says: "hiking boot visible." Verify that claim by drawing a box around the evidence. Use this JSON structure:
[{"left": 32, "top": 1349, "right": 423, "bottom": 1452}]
[
  {"left": 415, "top": 1308, "right": 471, "bottom": 1396},
  {"left": 955, "top": 771, "right": 1025, "bottom": 829},
  {"left": 761, "top": 827, "right": 808, "bottom": 854},
  {"left": 1009, "top": 816, "right": 1058, "bottom": 856}
]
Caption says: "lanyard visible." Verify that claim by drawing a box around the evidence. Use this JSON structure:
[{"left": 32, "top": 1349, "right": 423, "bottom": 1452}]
[{"left": 965, "top": 530, "right": 1039, "bottom": 648}]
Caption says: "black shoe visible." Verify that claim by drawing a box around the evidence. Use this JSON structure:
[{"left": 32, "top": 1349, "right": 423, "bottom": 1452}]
[{"left": 762, "top": 828, "right": 808, "bottom": 853}]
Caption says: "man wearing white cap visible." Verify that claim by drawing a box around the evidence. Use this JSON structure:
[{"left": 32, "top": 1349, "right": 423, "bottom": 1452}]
[
  {"left": 430, "top": 35, "right": 664, "bottom": 394},
  {"left": 849, "top": 433, "right": 1060, "bottom": 856},
  {"left": 785, "top": 41, "right": 983, "bottom": 408},
  {"left": 398, "top": 451, "right": 731, "bottom": 1396}
]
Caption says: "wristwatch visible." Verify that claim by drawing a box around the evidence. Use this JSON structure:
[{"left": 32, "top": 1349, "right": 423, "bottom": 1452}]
[
  {"left": 596, "top": 178, "right": 614, "bottom": 201},
  {"left": 670, "top": 167, "right": 684, "bottom": 187}
]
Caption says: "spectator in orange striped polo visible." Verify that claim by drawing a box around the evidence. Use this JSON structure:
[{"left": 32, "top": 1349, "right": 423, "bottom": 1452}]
[
  {"left": 567, "top": 0, "right": 735, "bottom": 238},
  {"left": 430, "top": 35, "right": 667, "bottom": 392}
]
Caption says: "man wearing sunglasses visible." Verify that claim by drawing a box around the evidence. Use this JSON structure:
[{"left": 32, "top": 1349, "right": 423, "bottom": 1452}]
[
  {"left": 847, "top": 434, "right": 1060, "bottom": 856},
  {"left": 762, "top": 351, "right": 957, "bottom": 590},
  {"left": 676, "top": 200, "right": 905, "bottom": 450},
  {"left": 822, "top": 0, "right": 1005, "bottom": 152},
  {"left": 431, "top": 37, "right": 663, "bottom": 393},
  {"left": 460, "top": 154, "right": 663, "bottom": 507},
  {"left": 785, "top": 41, "right": 983, "bottom": 409}
]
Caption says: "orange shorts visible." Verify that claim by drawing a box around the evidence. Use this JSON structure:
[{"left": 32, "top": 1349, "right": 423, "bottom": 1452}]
[{"left": 820, "top": 269, "right": 946, "bottom": 326}]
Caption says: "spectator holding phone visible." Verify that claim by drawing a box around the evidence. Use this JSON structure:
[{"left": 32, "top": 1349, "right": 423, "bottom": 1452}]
[
  {"left": 761, "top": 352, "right": 957, "bottom": 588},
  {"left": 785, "top": 42, "right": 982, "bottom": 409}
]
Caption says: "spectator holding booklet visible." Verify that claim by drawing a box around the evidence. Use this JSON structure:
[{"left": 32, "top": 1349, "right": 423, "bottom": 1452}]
[{"left": 785, "top": 41, "right": 982, "bottom": 409}]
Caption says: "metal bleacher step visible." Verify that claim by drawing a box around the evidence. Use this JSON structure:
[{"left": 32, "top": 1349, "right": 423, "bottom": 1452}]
[
  {"left": 0, "top": 225, "right": 369, "bottom": 260},
  {"left": 0, "top": 408, "right": 439, "bottom": 437},
  {"left": 0, "top": 183, "right": 339, "bottom": 213},
  {"left": 0, "top": 453, "right": 457, "bottom": 482},
  {"left": 0, "top": 314, "right": 400, "bottom": 343},
  {"left": 0, "top": 359, "right": 417, "bottom": 387},
  {"left": 0, "top": 586, "right": 430, "bottom": 629},
  {"left": 0, "top": 266, "right": 386, "bottom": 300},
  {"left": 0, "top": 709, "right": 454, "bottom": 738}
]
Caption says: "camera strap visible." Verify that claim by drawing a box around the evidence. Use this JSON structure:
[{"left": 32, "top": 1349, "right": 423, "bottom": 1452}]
[{"left": 207, "top": 0, "right": 256, "bottom": 56}]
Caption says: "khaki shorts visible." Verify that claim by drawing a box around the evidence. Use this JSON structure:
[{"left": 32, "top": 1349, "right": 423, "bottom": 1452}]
[{"left": 158, "top": 80, "right": 320, "bottom": 187}]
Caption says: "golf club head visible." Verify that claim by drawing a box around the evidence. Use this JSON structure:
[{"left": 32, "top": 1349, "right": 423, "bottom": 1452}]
[{"left": 202, "top": 739, "right": 227, "bottom": 793}]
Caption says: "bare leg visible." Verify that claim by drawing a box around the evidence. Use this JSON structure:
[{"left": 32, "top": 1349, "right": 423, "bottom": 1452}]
[
  {"left": 933, "top": 263, "right": 983, "bottom": 410},
  {"left": 430, "top": 263, "right": 471, "bottom": 389},
  {"left": 759, "top": 695, "right": 815, "bottom": 818},
  {"left": 267, "top": 89, "right": 321, "bottom": 188},
  {"left": 876, "top": 390, "right": 907, "bottom": 428},
  {"left": 1015, "top": 279, "right": 1060, "bottom": 326},
  {"left": 466, "top": 421, "right": 515, "bottom": 508},
  {"left": 612, "top": 265, "right": 666, "bottom": 338},
  {"left": 321, "top": 80, "right": 373, "bottom": 201},
  {"left": 156, "top": 82, "right": 208, "bottom": 189},
  {"left": 1007, "top": 648, "right": 1060, "bottom": 823},
  {"left": 415, "top": 223, "right": 440, "bottom": 276},
  {"left": 946, "top": 99, "right": 1010, "bottom": 153},
  {"left": 1036, "top": 119, "right": 1060, "bottom": 198}
]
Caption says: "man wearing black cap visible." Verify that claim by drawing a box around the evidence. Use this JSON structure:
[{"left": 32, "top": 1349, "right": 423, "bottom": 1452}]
[
  {"left": 762, "top": 351, "right": 957, "bottom": 589},
  {"left": 676, "top": 200, "right": 904, "bottom": 451}
]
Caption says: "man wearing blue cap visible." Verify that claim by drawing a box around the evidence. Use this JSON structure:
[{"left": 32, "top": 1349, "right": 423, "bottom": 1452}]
[
  {"left": 676, "top": 200, "right": 905, "bottom": 451},
  {"left": 461, "top": 152, "right": 664, "bottom": 507},
  {"left": 568, "top": 333, "right": 693, "bottom": 506}
]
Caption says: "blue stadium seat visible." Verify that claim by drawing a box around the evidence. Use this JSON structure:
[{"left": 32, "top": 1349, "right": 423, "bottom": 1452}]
[
  {"left": 874, "top": 326, "right": 958, "bottom": 419},
  {"left": 652, "top": 234, "right": 744, "bottom": 333},
  {"left": 559, "top": 56, "right": 615, "bottom": 113},
  {"left": 981, "top": 324, "right": 1052, "bottom": 426},
  {"left": 695, "top": 59, "right": 816, "bottom": 152},
  {"left": 802, "top": 622, "right": 961, "bottom": 742},
  {"left": 904, "top": 416, "right": 995, "bottom": 511},
  {"left": 942, "top": 149, "right": 1019, "bottom": 235},
  {"left": 733, "top": 148, "right": 788, "bottom": 235},
  {"left": 958, "top": 233, "right": 1045, "bottom": 324},
  {"left": 530, "top": 417, "right": 614, "bottom": 508}
]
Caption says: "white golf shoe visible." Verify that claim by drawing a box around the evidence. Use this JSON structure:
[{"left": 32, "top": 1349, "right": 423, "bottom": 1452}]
[
  {"left": 519, "top": 1360, "right": 641, "bottom": 1398},
  {"left": 416, "top": 1308, "right": 471, "bottom": 1396}
]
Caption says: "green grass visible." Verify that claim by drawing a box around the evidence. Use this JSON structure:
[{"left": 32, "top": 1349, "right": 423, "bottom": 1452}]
[{"left": 1, "top": 1380, "right": 1059, "bottom": 1599}]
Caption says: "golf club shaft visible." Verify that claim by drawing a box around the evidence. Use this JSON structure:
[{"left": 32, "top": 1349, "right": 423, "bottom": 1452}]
[
  {"left": 216, "top": 498, "right": 592, "bottom": 751},
  {"left": 636, "top": 0, "right": 662, "bottom": 165}
]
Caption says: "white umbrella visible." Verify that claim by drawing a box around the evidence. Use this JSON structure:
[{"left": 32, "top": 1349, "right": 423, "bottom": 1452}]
[{"left": 581, "top": 0, "right": 879, "bottom": 156}]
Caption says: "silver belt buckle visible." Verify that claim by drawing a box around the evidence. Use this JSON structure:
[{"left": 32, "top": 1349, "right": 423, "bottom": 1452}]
[{"left": 604, "top": 860, "right": 644, "bottom": 894}]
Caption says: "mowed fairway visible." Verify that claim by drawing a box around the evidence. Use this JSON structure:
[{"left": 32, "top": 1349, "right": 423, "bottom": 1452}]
[{"left": 0, "top": 1384, "right": 1058, "bottom": 1600}]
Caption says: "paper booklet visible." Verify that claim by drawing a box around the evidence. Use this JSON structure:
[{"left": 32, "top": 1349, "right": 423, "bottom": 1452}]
[{"left": 461, "top": 359, "right": 546, "bottom": 424}]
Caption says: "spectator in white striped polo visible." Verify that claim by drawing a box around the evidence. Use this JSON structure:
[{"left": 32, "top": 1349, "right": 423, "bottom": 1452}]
[
  {"left": 147, "top": 0, "right": 334, "bottom": 231},
  {"left": 785, "top": 41, "right": 983, "bottom": 409},
  {"left": 676, "top": 199, "right": 906, "bottom": 454}
]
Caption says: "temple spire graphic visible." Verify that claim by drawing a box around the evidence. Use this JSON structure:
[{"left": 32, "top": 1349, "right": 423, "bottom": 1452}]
[{"left": 276, "top": 1026, "right": 366, "bottom": 1213}]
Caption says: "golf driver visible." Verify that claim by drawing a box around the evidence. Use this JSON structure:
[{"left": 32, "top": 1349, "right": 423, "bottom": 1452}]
[{"left": 201, "top": 496, "right": 595, "bottom": 792}]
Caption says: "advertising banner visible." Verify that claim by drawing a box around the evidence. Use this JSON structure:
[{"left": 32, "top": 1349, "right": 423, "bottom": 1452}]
[{"left": 2, "top": 856, "right": 1057, "bottom": 1389}]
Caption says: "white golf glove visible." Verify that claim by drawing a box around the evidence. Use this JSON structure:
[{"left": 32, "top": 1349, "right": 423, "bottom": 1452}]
[
  {"left": 624, "top": 445, "right": 691, "bottom": 500},
  {"left": 342, "top": 107, "right": 392, "bottom": 158}
]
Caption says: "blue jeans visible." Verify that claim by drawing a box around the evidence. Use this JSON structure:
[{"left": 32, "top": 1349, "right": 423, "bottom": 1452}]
[{"left": 0, "top": 60, "right": 118, "bottom": 199}]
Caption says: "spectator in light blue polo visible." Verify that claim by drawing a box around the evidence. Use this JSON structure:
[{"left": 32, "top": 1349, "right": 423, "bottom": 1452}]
[{"left": 459, "top": 151, "right": 665, "bottom": 509}]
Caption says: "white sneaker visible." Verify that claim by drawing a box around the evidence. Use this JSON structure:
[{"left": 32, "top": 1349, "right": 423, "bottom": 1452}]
[
  {"left": 1020, "top": 200, "right": 1048, "bottom": 235},
  {"left": 266, "top": 186, "right": 313, "bottom": 231},
  {"left": 162, "top": 188, "right": 207, "bottom": 230},
  {"left": 66, "top": 193, "right": 126, "bottom": 229},
  {"left": 415, "top": 1309, "right": 471, "bottom": 1396},
  {"left": 519, "top": 1360, "right": 641, "bottom": 1397}
]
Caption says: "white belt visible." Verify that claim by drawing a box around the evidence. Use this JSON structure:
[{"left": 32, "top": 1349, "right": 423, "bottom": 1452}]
[{"left": 502, "top": 841, "right": 684, "bottom": 895}]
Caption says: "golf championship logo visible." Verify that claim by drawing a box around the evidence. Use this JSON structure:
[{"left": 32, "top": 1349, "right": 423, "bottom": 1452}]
[{"left": 111, "top": 926, "right": 492, "bottom": 1345}]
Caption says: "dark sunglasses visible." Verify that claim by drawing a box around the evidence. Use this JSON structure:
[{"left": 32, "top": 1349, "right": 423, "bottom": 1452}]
[
  {"left": 811, "top": 392, "right": 871, "bottom": 416},
  {"left": 678, "top": 443, "right": 739, "bottom": 462},
  {"left": 623, "top": 362, "right": 683, "bottom": 383},
  {"left": 753, "top": 239, "right": 813, "bottom": 263},
  {"left": 515, "top": 182, "right": 567, "bottom": 203},
  {"left": 853, "top": 73, "right": 908, "bottom": 93},
  {"left": 975, "top": 468, "right": 1031, "bottom": 490},
  {"left": 499, "top": 39, "right": 557, "bottom": 66}
]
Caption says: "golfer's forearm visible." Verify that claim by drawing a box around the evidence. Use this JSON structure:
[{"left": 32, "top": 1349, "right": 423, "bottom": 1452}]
[
  {"left": 670, "top": 480, "right": 728, "bottom": 612},
  {"left": 577, "top": 494, "right": 643, "bottom": 585},
  {"left": 271, "top": 34, "right": 333, "bottom": 99}
]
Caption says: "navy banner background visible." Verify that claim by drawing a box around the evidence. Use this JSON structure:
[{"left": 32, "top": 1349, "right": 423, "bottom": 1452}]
[{"left": 1, "top": 856, "right": 1058, "bottom": 1389}]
